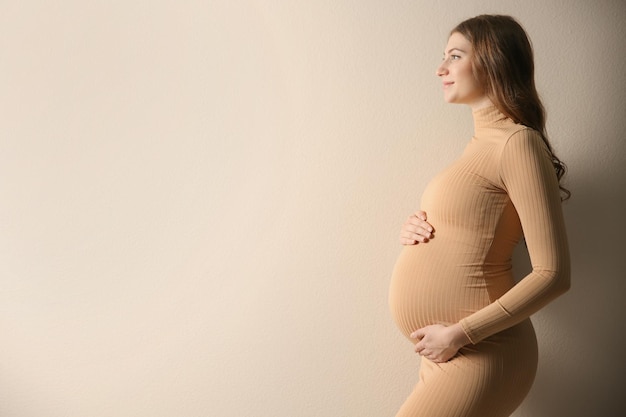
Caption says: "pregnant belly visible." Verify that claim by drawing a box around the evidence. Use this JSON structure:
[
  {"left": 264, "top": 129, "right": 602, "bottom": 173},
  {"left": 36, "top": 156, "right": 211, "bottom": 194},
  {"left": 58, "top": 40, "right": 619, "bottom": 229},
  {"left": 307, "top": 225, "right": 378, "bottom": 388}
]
[{"left": 388, "top": 243, "right": 491, "bottom": 339}]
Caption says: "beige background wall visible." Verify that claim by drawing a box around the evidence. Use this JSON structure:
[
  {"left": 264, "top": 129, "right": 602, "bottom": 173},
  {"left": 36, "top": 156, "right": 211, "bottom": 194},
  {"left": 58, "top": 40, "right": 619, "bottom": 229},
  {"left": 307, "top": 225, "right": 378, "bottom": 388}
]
[{"left": 1, "top": 1, "right": 624, "bottom": 416}]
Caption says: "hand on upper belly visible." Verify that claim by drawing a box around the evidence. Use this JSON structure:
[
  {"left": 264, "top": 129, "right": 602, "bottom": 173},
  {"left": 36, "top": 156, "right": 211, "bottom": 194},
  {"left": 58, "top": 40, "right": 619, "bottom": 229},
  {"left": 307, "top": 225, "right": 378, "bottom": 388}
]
[
  {"left": 399, "top": 210, "right": 434, "bottom": 245},
  {"left": 411, "top": 323, "right": 471, "bottom": 363}
]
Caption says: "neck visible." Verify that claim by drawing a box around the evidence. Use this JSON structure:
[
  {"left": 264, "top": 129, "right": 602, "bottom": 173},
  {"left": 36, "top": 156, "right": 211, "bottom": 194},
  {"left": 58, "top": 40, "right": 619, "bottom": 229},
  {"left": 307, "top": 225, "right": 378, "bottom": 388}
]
[{"left": 468, "top": 97, "right": 494, "bottom": 112}]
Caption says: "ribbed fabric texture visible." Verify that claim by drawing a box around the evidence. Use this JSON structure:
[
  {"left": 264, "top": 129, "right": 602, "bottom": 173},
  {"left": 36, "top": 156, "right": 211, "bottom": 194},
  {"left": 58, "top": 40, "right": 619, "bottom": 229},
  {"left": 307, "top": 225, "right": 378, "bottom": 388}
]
[{"left": 389, "top": 106, "right": 570, "bottom": 417}]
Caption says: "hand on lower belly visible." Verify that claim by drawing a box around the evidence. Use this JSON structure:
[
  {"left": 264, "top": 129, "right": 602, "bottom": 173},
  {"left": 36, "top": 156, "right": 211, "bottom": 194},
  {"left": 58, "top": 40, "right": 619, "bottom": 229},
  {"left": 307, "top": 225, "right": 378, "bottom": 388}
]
[{"left": 411, "top": 323, "right": 471, "bottom": 363}]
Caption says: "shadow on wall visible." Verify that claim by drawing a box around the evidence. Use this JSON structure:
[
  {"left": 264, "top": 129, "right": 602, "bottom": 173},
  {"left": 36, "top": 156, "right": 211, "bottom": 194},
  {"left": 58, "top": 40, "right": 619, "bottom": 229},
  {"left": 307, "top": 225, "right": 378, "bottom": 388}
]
[{"left": 511, "top": 164, "right": 626, "bottom": 416}]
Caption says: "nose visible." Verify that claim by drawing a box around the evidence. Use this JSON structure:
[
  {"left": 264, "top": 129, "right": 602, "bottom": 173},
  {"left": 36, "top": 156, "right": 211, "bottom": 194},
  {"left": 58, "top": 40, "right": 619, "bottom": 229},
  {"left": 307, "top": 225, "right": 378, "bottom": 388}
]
[{"left": 436, "top": 61, "right": 448, "bottom": 77}]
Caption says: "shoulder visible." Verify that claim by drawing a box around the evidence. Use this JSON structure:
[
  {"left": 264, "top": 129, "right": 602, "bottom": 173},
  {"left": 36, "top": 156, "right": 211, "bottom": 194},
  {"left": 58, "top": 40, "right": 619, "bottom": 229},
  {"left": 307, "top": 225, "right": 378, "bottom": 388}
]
[
  {"left": 502, "top": 127, "right": 550, "bottom": 158},
  {"left": 498, "top": 126, "right": 557, "bottom": 188}
]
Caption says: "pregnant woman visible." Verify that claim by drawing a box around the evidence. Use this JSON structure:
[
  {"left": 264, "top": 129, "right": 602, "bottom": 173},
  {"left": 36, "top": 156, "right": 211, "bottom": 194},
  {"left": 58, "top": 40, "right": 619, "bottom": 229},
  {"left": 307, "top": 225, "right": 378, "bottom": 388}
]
[{"left": 389, "top": 15, "right": 571, "bottom": 417}]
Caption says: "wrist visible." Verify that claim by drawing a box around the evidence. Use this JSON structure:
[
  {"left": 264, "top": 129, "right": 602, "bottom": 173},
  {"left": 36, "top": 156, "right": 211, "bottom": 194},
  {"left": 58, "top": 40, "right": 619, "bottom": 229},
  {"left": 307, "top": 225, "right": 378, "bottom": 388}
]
[{"left": 448, "top": 323, "right": 471, "bottom": 348}]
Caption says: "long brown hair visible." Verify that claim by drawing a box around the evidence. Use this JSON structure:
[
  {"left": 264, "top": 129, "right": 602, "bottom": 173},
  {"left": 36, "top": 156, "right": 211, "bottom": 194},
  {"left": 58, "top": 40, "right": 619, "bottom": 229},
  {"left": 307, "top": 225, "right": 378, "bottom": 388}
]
[{"left": 453, "top": 15, "right": 570, "bottom": 200}]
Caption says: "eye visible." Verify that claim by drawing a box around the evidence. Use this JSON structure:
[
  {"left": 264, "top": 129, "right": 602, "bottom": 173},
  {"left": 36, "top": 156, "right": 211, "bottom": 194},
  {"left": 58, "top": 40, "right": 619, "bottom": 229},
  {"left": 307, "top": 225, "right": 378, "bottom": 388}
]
[{"left": 442, "top": 54, "right": 461, "bottom": 62}]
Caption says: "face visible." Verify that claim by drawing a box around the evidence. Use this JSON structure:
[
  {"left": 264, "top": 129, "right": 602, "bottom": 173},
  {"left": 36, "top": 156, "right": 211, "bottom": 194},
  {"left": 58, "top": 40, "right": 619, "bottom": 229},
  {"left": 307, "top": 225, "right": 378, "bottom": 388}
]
[{"left": 436, "top": 32, "right": 491, "bottom": 109}]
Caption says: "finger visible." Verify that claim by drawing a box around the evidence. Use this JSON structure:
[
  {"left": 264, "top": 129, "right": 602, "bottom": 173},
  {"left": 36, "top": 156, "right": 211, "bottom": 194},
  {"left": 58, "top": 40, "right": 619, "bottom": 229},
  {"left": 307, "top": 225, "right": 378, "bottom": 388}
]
[
  {"left": 407, "top": 219, "right": 434, "bottom": 236},
  {"left": 400, "top": 232, "right": 427, "bottom": 244},
  {"left": 415, "top": 210, "right": 427, "bottom": 221},
  {"left": 407, "top": 216, "right": 431, "bottom": 230},
  {"left": 417, "top": 221, "right": 435, "bottom": 234},
  {"left": 401, "top": 227, "right": 432, "bottom": 242},
  {"left": 410, "top": 329, "right": 425, "bottom": 339},
  {"left": 414, "top": 235, "right": 429, "bottom": 243},
  {"left": 399, "top": 231, "right": 419, "bottom": 245},
  {"left": 404, "top": 223, "right": 432, "bottom": 235},
  {"left": 413, "top": 226, "right": 434, "bottom": 239}
]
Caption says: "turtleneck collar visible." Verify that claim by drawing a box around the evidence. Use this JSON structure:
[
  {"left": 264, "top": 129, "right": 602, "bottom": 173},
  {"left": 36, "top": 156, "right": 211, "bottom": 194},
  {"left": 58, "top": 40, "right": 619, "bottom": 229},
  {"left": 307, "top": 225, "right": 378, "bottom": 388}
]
[{"left": 472, "top": 105, "right": 516, "bottom": 137}]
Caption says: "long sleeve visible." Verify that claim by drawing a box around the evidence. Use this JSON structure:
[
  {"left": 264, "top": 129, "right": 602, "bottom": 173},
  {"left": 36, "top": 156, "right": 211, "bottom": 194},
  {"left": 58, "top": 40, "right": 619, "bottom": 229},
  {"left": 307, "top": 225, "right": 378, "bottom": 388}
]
[{"left": 459, "top": 128, "right": 571, "bottom": 343}]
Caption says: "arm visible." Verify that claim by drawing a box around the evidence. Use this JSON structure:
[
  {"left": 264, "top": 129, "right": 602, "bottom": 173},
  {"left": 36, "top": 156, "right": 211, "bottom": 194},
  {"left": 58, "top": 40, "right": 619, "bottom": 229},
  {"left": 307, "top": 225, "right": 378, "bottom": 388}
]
[{"left": 459, "top": 129, "right": 571, "bottom": 343}]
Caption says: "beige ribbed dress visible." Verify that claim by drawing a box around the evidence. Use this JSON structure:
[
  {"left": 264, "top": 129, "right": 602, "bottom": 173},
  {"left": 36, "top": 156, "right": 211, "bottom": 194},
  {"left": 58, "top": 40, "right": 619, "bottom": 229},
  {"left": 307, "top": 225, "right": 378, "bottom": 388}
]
[{"left": 389, "top": 106, "right": 570, "bottom": 417}]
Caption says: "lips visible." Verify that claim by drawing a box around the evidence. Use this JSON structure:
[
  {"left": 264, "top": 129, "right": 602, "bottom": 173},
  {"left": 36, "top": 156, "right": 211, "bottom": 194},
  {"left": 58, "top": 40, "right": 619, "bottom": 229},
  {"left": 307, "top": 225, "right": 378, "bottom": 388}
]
[{"left": 443, "top": 81, "right": 454, "bottom": 88}]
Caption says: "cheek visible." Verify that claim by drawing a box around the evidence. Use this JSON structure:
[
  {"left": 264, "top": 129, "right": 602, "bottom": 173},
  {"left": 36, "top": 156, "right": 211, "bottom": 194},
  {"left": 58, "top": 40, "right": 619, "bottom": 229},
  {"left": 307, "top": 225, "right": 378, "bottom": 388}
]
[
  {"left": 461, "top": 69, "right": 481, "bottom": 91},
  {"left": 459, "top": 65, "right": 475, "bottom": 80}
]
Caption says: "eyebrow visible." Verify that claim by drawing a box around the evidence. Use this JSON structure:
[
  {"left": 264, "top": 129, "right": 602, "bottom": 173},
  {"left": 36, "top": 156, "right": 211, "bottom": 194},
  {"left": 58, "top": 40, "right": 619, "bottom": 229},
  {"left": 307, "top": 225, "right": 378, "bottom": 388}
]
[{"left": 445, "top": 47, "right": 467, "bottom": 55}]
